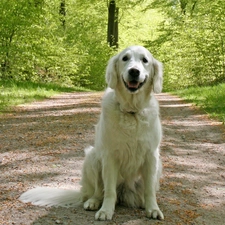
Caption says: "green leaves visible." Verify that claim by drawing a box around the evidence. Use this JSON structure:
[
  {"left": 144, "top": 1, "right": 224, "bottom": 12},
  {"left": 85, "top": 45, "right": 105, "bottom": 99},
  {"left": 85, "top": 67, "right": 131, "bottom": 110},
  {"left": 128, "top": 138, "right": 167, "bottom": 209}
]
[
  {"left": 148, "top": 0, "right": 225, "bottom": 90},
  {"left": 0, "top": 0, "right": 112, "bottom": 90}
]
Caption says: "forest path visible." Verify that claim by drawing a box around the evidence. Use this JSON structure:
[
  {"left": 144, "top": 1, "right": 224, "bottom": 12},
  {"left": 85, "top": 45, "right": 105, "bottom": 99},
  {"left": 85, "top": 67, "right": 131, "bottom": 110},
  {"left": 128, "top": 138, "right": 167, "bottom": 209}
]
[{"left": 0, "top": 92, "right": 224, "bottom": 225}]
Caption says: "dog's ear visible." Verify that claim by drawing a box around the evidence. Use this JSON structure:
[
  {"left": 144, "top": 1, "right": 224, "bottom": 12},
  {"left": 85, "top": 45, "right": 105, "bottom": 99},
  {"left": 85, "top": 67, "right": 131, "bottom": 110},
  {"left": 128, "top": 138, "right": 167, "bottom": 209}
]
[
  {"left": 153, "top": 59, "right": 163, "bottom": 93},
  {"left": 105, "top": 55, "right": 118, "bottom": 89}
]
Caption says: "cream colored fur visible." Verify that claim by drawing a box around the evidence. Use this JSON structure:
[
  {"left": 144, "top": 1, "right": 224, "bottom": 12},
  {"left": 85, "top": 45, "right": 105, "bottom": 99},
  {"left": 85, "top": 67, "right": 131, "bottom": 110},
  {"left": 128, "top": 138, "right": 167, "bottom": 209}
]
[{"left": 20, "top": 46, "right": 164, "bottom": 220}]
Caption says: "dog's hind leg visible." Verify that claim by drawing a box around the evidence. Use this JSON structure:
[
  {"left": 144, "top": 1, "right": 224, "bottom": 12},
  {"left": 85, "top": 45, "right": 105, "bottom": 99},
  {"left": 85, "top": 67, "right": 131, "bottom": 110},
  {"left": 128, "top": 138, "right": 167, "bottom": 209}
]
[
  {"left": 83, "top": 175, "right": 103, "bottom": 211},
  {"left": 82, "top": 146, "right": 103, "bottom": 211}
]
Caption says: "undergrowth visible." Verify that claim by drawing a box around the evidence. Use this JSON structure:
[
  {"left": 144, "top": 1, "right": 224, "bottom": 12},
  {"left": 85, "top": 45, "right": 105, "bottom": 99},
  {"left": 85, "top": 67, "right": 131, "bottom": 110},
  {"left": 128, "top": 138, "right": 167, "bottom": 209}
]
[{"left": 173, "top": 83, "right": 225, "bottom": 123}]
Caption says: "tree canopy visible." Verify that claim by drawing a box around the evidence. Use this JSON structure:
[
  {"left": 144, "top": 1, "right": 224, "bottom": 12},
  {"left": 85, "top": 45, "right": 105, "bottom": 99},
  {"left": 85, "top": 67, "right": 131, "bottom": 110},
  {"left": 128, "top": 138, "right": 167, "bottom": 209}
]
[
  {"left": 146, "top": 0, "right": 225, "bottom": 90},
  {"left": 0, "top": 0, "right": 111, "bottom": 90},
  {"left": 0, "top": 0, "right": 224, "bottom": 90}
]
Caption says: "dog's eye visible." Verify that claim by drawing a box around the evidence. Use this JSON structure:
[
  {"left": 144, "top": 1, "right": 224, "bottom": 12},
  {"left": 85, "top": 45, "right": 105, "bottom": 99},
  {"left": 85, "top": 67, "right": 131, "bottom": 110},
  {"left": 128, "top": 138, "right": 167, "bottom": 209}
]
[
  {"left": 122, "top": 56, "right": 129, "bottom": 62},
  {"left": 142, "top": 57, "right": 148, "bottom": 63}
]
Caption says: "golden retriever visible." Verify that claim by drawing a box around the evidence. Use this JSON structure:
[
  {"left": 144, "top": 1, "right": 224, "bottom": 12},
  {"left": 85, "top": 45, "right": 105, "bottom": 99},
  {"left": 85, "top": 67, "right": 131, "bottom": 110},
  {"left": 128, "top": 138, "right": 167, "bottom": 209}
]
[{"left": 20, "top": 46, "right": 164, "bottom": 220}]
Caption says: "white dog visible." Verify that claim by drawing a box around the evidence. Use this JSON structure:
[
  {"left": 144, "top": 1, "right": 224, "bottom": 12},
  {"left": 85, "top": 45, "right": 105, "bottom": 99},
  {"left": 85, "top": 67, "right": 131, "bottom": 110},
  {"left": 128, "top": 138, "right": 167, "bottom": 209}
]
[{"left": 20, "top": 46, "right": 164, "bottom": 220}]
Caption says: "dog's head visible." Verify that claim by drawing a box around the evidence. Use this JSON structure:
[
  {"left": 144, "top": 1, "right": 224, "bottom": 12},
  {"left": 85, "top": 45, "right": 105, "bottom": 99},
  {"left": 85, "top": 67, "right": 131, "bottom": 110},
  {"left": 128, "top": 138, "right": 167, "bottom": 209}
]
[{"left": 105, "top": 46, "right": 163, "bottom": 94}]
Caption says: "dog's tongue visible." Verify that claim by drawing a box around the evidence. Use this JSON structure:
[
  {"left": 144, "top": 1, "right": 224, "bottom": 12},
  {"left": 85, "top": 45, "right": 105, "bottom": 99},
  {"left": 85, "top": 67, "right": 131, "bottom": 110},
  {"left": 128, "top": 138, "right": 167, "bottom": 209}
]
[{"left": 128, "top": 81, "right": 139, "bottom": 88}]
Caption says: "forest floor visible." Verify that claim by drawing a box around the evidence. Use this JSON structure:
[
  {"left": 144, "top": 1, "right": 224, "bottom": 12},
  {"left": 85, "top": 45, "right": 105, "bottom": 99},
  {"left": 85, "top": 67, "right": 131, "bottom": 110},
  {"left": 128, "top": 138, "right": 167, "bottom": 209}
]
[{"left": 0, "top": 92, "right": 225, "bottom": 225}]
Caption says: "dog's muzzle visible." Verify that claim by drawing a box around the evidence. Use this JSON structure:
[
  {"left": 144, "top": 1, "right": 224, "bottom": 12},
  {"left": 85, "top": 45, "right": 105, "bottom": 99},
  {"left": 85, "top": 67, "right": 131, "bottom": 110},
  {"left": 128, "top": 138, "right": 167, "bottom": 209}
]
[{"left": 123, "top": 68, "right": 147, "bottom": 93}]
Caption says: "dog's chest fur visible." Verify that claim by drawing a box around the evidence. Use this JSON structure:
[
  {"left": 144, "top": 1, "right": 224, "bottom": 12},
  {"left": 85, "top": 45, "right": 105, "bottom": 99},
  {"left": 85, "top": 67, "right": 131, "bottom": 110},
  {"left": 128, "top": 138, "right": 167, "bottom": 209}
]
[
  {"left": 97, "top": 91, "right": 160, "bottom": 178},
  {"left": 119, "top": 111, "right": 149, "bottom": 130}
]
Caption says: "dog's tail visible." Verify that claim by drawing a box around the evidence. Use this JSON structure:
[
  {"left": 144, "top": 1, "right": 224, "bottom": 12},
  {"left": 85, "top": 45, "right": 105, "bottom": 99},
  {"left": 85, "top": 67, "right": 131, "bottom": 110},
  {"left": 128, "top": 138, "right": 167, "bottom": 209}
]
[{"left": 19, "top": 187, "right": 82, "bottom": 207}]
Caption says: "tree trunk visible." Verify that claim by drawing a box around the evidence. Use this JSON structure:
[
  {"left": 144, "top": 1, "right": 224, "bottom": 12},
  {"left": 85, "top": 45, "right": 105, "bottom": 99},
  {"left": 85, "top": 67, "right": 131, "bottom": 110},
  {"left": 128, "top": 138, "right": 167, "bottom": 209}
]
[
  {"left": 114, "top": 7, "right": 119, "bottom": 48},
  {"left": 59, "top": 0, "right": 66, "bottom": 29},
  {"left": 107, "top": 1, "right": 118, "bottom": 48}
]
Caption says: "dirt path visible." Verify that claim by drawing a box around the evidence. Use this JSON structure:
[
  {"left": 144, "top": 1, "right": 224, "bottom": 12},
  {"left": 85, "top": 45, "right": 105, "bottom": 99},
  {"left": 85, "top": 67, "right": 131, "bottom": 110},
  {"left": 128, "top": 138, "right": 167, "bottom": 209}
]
[{"left": 0, "top": 92, "right": 225, "bottom": 225}]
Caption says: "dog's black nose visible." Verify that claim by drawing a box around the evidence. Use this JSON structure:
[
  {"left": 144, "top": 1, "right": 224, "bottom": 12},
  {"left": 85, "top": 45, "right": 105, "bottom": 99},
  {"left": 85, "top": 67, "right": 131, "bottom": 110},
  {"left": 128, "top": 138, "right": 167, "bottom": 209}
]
[{"left": 128, "top": 68, "right": 140, "bottom": 78}]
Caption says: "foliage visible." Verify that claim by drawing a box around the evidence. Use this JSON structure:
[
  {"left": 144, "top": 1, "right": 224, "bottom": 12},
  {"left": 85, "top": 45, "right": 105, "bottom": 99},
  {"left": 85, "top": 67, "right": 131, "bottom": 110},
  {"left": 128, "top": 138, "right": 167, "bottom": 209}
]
[
  {"left": 173, "top": 83, "right": 225, "bottom": 123},
  {"left": 146, "top": 0, "right": 225, "bottom": 90},
  {"left": 0, "top": 0, "right": 114, "bottom": 90},
  {"left": 117, "top": 1, "right": 162, "bottom": 49},
  {"left": 3, "top": 0, "right": 224, "bottom": 93},
  {"left": 0, "top": 0, "right": 164, "bottom": 91}
]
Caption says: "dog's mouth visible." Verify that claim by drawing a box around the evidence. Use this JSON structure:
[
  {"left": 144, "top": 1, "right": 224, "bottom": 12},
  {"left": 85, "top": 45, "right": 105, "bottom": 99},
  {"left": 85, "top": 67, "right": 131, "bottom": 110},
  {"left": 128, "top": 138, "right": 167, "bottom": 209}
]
[{"left": 123, "top": 77, "right": 147, "bottom": 92}]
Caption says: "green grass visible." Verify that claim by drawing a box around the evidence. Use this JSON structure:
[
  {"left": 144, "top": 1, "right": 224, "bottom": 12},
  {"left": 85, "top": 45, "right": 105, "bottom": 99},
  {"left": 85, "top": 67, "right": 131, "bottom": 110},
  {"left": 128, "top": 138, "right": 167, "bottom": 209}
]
[
  {"left": 173, "top": 83, "right": 225, "bottom": 123},
  {"left": 0, "top": 80, "right": 92, "bottom": 113}
]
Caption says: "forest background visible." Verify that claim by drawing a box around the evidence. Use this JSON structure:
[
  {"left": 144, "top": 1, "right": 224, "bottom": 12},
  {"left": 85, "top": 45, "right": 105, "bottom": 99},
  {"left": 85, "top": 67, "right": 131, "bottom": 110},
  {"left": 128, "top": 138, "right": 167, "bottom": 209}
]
[{"left": 0, "top": 0, "right": 225, "bottom": 121}]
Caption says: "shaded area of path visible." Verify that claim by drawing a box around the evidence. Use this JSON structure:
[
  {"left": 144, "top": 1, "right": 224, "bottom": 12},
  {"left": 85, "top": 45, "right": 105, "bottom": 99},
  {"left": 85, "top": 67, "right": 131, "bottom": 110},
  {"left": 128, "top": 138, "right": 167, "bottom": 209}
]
[{"left": 0, "top": 92, "right": 224, "bottom": 225}]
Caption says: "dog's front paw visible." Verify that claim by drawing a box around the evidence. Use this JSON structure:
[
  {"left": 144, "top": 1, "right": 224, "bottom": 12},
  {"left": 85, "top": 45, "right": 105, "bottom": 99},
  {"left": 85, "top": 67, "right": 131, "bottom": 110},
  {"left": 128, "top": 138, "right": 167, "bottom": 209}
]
[
  {"left": 84, "top": 198, "right": 101, "bottom": 211},
  {"left": 95, "top": 208, "right": 114, "bottom": 220},
  {"left": 146, "top": 208, "right": 164, "bottom": 220}
]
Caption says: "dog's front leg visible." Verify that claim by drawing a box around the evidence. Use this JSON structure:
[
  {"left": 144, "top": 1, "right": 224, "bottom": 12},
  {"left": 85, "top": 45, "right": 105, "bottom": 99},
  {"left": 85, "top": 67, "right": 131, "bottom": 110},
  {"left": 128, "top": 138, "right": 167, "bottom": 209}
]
[
  {"left": 142, "top": 152, "right": 164, "bottom": 220},
  {"left": 95, "top": 157, "right": 119, "bottom": 220}
]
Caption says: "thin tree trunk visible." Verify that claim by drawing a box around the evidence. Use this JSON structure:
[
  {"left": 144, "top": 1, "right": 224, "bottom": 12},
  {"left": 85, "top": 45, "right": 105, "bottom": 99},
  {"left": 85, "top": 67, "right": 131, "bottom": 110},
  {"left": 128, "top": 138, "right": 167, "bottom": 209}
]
[
  {"left": 59, "top": 0, "right": 66, "bottom": 29},
  {"left": 107, "top": 0, "right": 118, "bottom": 48},
  {"left": 114, "top": 7, "right": 119, "bottom": 48}
]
